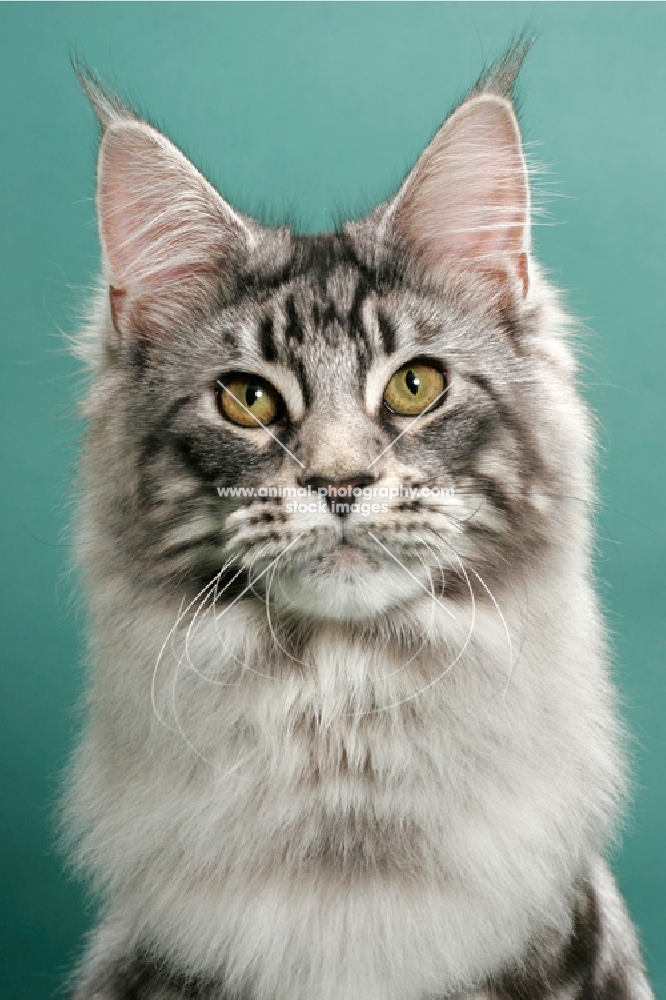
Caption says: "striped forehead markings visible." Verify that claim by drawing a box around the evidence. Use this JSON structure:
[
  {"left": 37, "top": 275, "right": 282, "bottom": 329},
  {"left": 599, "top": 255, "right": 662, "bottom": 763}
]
[
  {"left": 320, "top": 300, "right": 346, "bottom": 333},
  {"left": 259, "top": 316, "right": 278, "bottom": 362},
  {"left": 263, "top": 273, "right": 396, "bottom": 352},
  {"left": 284, "top": 294, "right": 304, "bottom": 345},
  {"left": 348, "top": 273, "right": 371, "bottom": 344},
  {"left": 377, "top": 308, "right": 396, "bottom": 355}
]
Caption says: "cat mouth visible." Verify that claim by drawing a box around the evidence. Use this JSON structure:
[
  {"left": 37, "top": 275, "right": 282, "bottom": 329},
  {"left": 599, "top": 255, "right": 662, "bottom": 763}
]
[{"left": 324, "top": 540, "right": 365, "bottom": 569}]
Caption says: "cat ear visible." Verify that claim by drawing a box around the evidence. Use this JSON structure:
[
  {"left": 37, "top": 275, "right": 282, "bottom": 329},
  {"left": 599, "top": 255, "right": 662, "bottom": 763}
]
[
  {"left": 88, "top": 90, "right": 258, "bottom": 338},
  {"left": 386, "top": 92, "right": 530, "bottom": 297}
]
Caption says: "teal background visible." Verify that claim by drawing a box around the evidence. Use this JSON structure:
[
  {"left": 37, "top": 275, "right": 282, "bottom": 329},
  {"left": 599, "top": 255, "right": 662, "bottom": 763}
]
[{"left": 1, "top": 2, "right": 664, "bottom": 996}]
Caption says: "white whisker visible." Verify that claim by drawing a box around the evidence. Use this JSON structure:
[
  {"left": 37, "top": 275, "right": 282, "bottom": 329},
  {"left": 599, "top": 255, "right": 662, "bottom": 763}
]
[
  {"left": 376, "top": 550, "right": 438, "bottom": 684},
  {"left": 366, "top": 531, "right": 456, "bottom": 620},
  {"left": 151, "top": 577, "right": 219, "bottom": 733},
  {"left": 264, "top": 562, "right": 317, "bottom": 674},
  {"left": 357, "top": 534, "right": 475, "bottom": 714},
  {"left": 471, "top": 567, "right": 514, "bottom": 699}
]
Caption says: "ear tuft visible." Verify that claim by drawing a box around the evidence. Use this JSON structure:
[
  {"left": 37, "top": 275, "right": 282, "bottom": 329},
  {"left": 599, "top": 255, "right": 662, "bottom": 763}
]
[
  {"left": 472, "top": 35, "right": 534, "bottom": 101},
  {"left": 73, "top": 60, "right": 137, "bottom": 129}
]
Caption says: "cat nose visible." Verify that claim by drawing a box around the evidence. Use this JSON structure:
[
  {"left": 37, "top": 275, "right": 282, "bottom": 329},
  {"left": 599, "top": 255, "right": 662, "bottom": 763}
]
[{"left": 300, "top": 474, "right": 377, "bottom": 518}]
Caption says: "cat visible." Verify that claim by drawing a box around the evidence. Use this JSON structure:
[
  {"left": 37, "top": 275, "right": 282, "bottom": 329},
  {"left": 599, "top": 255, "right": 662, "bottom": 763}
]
[{"left": 63, "top": 43, "right": 654, "bottom": 1000}]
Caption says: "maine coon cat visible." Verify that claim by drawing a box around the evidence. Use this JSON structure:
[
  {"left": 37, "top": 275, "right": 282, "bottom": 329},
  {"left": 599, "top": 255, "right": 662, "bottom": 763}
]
[{"left": 64, "top": 45, "right": 653, "bottom": 999}]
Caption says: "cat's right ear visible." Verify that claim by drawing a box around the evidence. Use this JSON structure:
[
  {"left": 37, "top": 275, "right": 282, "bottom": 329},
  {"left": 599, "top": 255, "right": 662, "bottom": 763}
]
[
  {"left": 81, "top": 76, "right": 258, "bottom": 341},
  {"left": 383, "top": 93, "right": 530, "bottom": 301},
  {"left": 367, "top": 42, "right": 533, "bottom": 305}
]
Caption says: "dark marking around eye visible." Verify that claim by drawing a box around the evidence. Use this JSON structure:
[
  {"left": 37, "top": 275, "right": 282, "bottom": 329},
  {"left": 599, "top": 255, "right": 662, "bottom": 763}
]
[
  {"left": 259, "top": 316, "right": 278, "bottom": 362},
  {"left": 377, "top": 308, "right": 396, "bottom": 355},
  {"left": 291, "top": 355, "right": 312, "bottom": 408},
  {"left": 284, "top": 294, "right": 304, "bottom": 345},
  {"left": 466, "top": 372, "right": 495, "bottom": 398}
]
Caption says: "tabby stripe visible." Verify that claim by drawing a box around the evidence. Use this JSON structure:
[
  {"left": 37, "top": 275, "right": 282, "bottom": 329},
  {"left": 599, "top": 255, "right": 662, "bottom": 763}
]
[
  {"left": 290, "top": 355, "right": 312, "bottom": 407},
  {"left": 321, "top": 301, "right": 344, "bottom": 331},
  {"left": 158, "top": 532, "right": 224, "bottom": 561},
  {"left": 347, "top": 273, "right": 372, "bottom": 346},
  {"left": 233, "top": 259, "right": 295, "bottom": 303},
  {"left": 377, "top": 307, "right": 396, "bottom": 354},
  {"left": 168, "top": 435, "right": 221, "bottom": 484},
  {"left": 474, "top": 474, "right": 511, "bottom": 516},
  {"left": 284, "top": 294, "right": 304, "bottom": 344},
  {"left": 491, "top": 884, "right": 600, "bottom": 998},
  {"left": 138, "top": 395, "right": 193, "bottom": 468},
  {"left": 100, "top": 949, "right": 216, "bottom": 999},
  {"left": 595, "top": 970, "right": 632, "bottom": 999},
  {"left": 462, "top": 371, "right": 545, "bottom": 482},
  {"left": 259, "top": 315, "right": 278, "bottom": 362}
]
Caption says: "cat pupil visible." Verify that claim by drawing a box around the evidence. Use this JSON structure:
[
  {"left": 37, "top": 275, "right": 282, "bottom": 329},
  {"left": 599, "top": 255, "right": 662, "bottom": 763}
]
[
  {"left": 246, "top": 384, "right": 262, "bottom": 407},
  {"left": 406, "top": 370, "right": 420, "bottom": 395}
]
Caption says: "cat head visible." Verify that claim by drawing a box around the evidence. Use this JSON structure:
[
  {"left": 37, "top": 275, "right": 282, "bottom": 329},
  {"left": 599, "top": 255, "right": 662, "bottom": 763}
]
[{"left": 77, "top": 45, "right": 591, "bottom": 624}]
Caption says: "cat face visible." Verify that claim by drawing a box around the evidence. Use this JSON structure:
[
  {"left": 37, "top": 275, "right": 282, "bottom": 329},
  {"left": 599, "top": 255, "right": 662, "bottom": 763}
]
[{"left": 80, "top": 53, "right": 585, "bottom": 623}]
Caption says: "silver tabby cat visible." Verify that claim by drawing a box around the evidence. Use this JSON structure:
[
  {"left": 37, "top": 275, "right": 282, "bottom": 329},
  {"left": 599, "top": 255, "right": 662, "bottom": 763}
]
[{"left": 64, "top": 46, "right": 653, "bottom": 1000}]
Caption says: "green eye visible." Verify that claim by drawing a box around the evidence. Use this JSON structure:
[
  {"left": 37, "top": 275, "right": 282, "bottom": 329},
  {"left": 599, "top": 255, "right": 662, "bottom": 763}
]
[
  {"left": 383, "top": 362, "right": 446, "bottom": 416},
  {"left": 217, "top": 375, "right": 283, "bottom": 427}
]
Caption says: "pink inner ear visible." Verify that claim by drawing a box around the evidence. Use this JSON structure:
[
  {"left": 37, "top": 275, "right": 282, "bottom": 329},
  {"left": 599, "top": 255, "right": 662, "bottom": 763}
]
[
  {"left": 97, "top": 122, "right": 245, "bottom": 296},
  {"left": 394, "top": 95, "right": 529, "bottom": 280}
]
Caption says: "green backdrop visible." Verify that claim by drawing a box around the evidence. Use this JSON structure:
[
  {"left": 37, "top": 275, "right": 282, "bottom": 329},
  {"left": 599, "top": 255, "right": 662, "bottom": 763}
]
[{"left": 1, "top": 3, "right": 664, "bottom": 997}]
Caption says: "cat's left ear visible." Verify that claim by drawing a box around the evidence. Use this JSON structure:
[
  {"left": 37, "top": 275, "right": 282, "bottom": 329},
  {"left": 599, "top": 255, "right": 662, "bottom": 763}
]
[{"left": 383, "top": 91, "right": 530, "bottom": 299}]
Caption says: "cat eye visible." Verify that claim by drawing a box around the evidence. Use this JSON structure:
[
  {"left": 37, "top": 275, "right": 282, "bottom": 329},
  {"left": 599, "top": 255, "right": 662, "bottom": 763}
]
[
  {"left": 216, "top": 374, "right": 284, "bottom": 427},
  {"left": 383, "top": 361, "right": 447, "bottom": 416}
]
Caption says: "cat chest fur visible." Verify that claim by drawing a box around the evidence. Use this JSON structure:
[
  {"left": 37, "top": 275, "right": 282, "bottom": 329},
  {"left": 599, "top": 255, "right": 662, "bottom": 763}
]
[{"left": 68, "top": 580, "right": 619, "bottom": 998}]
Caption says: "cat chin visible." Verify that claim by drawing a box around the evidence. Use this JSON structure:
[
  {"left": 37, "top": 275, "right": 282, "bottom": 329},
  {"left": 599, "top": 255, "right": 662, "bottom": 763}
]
[{"left": 272, "top": 559, "right": 425, "bottom": 621}]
